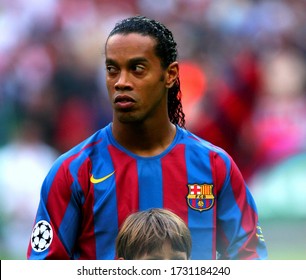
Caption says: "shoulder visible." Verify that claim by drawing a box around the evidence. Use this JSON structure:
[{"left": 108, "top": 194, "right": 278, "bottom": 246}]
[
  {"left": 52, "top": 124, "right": 111, "bottom": 169},
  {"left": 178, "top": 127, "right": 231, "bottom": 159},
  {"left": 177, "top": 127, "right": 237, "bottom": 181}
]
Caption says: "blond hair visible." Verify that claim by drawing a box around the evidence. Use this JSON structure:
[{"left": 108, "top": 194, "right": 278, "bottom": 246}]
[{"left": 116, "top": 208, "right": 192, "bottom": 259}]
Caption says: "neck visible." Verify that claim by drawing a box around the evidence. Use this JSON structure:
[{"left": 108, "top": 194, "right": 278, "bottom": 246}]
[{"left": 112, "top": 119, "right": 176, "bottom": 157}]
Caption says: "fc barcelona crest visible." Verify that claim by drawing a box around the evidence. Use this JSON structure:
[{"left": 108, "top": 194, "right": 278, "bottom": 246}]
[{"left": 186, "top": 183, "right": 215, "bottom": 212}]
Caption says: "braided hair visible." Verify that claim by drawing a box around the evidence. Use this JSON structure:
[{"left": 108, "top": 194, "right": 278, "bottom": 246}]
[{"left": 107, "top": 15, "right": 186, "bottom": 128}]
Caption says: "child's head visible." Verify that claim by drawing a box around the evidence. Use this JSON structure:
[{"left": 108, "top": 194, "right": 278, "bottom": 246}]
[{"left": 116, "top": 208, "right": 192, "bottom": 260}]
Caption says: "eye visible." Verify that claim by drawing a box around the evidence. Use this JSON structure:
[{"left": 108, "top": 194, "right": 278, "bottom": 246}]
[
  {"left": 106, "top": 65, "right": 119, "bottom": 75},
  {"left": 131, "top": 64, "right": 145, "bottom": 74}
]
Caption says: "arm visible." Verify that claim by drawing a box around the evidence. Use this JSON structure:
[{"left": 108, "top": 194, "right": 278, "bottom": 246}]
[
  {"left": 213, "top": 152, "right": 268, "bottom": 259},
  {"left": 27, "top": 156, "right": 83, "bottom": 259}
]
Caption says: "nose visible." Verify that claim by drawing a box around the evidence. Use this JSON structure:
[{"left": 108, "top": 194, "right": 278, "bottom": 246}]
[{"left": 114, "top": 71, "right": 132, "bottom": 91}]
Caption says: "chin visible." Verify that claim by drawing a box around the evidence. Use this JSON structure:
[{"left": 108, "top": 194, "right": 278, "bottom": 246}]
[
  {"left": 117, "top": 115, "right": 142, "bottom": 124},
  {"left": 116, "top": 111, "right": 145, "bottom": 124}
]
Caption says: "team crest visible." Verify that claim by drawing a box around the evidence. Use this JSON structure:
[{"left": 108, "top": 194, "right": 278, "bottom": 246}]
[{"left": 186, "top": 183, "right": 215, "bottom": 212}]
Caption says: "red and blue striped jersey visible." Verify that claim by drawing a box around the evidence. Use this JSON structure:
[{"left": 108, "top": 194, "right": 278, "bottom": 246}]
[{"left": 27, "top": 124, "right": 267, "bottom": 260}]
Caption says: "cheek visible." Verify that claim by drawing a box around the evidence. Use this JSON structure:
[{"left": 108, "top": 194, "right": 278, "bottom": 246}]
[
  {"left": 106, "top": 79, "right": 115, "bottom": 95},
  {"left": 147, "top": 81, "right": 167, "bottom": 98},
  {"left": 141, "top": 75, "right": 166, "bottom": 95},
  {"left": 106, "top": 77, "right": 113, "bottom": 89}
]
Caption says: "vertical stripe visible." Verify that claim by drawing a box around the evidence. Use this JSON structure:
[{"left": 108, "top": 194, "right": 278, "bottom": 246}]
[
  {"left": 75, "top": 157, "right": 96, "bottom": 259},
  {"left": 161, "top": 144, "right": 188, "bottom": 223},
  {"left": 45, "top": 155, "right": 77, "bottom": 259},
  {"left": 229, "top": 158, "right": 259, "bottom": 259},
  {"left": 185, "top": 146, "right": 215, "bottom": 260},
  {"left": 210, "top": 151, "right": 228, "bottom": 259},
  {"left": 92, "top": 144, "right": 118, "bottom": 259},
  {"left": 46, "top": 157, "right": 75, "bottom": 232},
  {"left": 109, "top": 146, "right": 139, "bottom": 228},
  {"left": 138, "top": 159, "right": 163, "bottom": 210}
]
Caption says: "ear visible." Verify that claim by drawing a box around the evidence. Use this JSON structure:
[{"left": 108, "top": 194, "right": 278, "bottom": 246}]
[{"left": 165, "top": 61, "right": 179, "bottom": 88}]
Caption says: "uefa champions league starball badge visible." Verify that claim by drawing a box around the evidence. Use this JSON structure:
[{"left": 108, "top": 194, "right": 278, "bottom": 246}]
[{"left": 31, "top": 220, "right": 53, "bottom": 252}]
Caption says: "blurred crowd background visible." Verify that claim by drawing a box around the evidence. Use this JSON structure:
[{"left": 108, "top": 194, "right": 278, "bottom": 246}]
[{"left": 0, "top": 0, "right": 306, "bottom": 259}]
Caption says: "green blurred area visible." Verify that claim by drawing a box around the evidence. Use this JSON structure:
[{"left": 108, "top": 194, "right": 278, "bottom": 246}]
[
  {"left": 261, "top": 218, "right": 306, "bottom": 260},
  {"left": 249, "top": 153, "right": 306, "bottom": 260}
]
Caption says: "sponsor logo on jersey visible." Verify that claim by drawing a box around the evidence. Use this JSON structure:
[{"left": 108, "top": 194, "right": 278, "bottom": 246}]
[
  {"left": 186, "top": 183, "right": 215, "bottom": 212},
  {"left": 90, "top": 171, "right": 115, "bottom": 184}
]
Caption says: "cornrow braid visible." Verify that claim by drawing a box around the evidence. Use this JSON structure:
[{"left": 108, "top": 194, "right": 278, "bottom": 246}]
[{"left": 107, "top": 15, "right": 186, "bottom": 128}]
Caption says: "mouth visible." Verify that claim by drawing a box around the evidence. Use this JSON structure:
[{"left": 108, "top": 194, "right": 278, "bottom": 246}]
[{"left": 114, "top": 94, "right": 136, "bottom": 110}]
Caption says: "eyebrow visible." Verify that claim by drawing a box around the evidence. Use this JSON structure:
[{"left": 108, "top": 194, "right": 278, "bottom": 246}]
[{"left": 105, "top": 57, "right": 149, "bottom": 66}]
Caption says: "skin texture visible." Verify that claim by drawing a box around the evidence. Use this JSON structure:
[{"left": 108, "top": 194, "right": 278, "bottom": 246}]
[
  {"left": 135, "top": 241, "right": 188, "bottom": 260},
  {"left": 105, "top": 33, "right": 179, "bottom": 156},
  {"left": 118, "top": 241, "right": 188, "bottom": 260}
]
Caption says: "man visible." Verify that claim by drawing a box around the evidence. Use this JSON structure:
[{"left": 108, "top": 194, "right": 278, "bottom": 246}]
[
  {"left": 116, "top": 208, "right": 191, "bottom": 260},
  {"left": 27, "top": 15, "right": 267, "bottom": 260}
]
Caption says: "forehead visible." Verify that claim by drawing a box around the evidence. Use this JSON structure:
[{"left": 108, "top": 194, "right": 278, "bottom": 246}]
[
  {"left": 139, "top": 241, "right": 188, "bottom": 260},
  {"left": 105, "top": 33, "right": 158, "bottom": 61}
]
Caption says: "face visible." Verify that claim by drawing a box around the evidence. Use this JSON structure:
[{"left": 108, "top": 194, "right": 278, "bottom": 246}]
[
  {"left": 136, "top": 241, "right": 188, "bottom": 260},
  {"left": 105, "top": 33, "right": 178, "bottom": 124}
]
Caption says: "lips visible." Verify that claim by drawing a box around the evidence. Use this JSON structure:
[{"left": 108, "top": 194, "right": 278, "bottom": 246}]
[{"left": 114, "top": 94, "right": 135, "bottom": 110}]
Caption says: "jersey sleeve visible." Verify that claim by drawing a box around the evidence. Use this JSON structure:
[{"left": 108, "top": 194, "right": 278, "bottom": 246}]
[
  {"left": 27, "top": 155, "right": 84, "bottom": 259},
  {"left": 213, "top": 152, "right": 268, "bottom": 259}
]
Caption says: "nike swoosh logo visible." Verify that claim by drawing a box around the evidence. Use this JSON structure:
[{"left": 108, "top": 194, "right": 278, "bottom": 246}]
[{"left": 90, "top": 171, "right": 115, "bottom": 184}]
